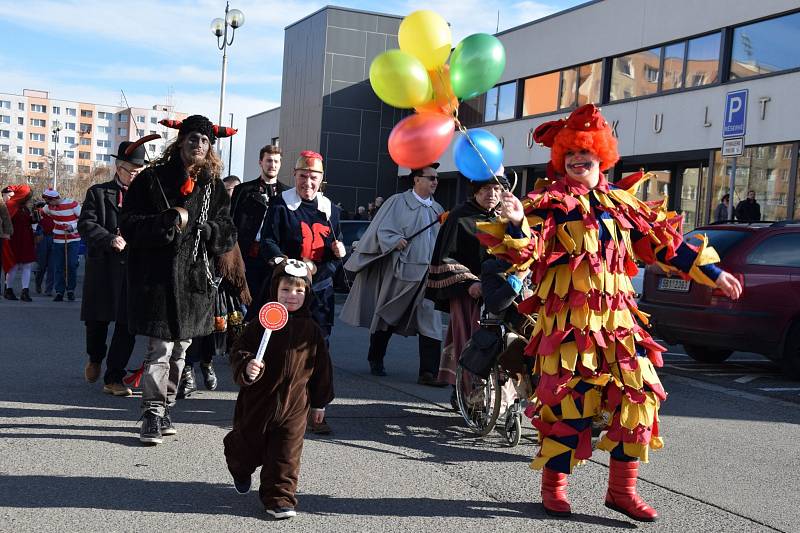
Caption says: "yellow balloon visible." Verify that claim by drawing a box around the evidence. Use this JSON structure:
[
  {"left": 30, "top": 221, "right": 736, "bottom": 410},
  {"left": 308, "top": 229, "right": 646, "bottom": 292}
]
[
  {"left": 369, "top": 50, "right": 432, "bottom": 109},
  {"left": 399, "top": 10, "right": 452, "bottom": 70}
]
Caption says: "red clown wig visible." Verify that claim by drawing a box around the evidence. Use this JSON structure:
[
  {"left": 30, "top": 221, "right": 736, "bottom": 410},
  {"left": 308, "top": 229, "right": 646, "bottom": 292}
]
[{"left": 533, "top": 104, "right": 619, "bottom": 175}]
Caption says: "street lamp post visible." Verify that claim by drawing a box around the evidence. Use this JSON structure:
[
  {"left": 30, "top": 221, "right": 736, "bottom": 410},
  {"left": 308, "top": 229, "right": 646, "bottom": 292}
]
[
  {"left": 211, "top": 2, "right": 244, "bottom": 155},
  {"left": 52, "top": 121, "right": 62, "bottom": 190}
]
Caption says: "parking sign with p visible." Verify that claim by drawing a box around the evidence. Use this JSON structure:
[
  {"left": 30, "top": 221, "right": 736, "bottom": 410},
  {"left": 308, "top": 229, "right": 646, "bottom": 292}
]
[{"left": 723, "top": 89, "right": 748, "bottom": 138}]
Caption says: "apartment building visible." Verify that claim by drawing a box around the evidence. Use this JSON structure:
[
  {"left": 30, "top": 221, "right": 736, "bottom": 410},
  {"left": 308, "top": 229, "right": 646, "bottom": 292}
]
[{"left": 0, "top": 89, "right": 188, "bottom": 178}]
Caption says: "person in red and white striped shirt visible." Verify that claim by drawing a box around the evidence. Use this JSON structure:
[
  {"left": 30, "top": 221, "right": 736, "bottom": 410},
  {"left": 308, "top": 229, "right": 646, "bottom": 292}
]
[{"left": 42, "top": 188, "right": 81, "bottom": 301}]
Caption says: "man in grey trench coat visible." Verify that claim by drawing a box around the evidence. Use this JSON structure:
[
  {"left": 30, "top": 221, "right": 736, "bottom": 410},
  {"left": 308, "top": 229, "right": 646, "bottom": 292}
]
[
  {"left": 78, "top": 140, "right": 146, "bottom": 396},
  {"left": 340, "top": 164, "right": 446, "bottom": 386}
]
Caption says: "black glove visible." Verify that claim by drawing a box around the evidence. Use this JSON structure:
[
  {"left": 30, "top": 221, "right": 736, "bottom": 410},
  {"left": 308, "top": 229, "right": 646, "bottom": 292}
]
[
  {"left": 198, "top": 222, "right": 213, "bottom": 242},
  {"left": 160, "top": 209, "right": 181, "bottom": 229}
]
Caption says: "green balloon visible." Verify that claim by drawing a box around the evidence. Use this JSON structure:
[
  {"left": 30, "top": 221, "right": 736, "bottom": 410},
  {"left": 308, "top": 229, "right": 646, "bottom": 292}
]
[{"left": 450, "top": 33, "right": 507, "bottom": 100}]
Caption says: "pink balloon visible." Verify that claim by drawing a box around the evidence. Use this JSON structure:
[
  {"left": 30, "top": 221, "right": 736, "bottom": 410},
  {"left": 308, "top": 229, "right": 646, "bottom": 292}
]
[{"left": 388, "top": 112, "right": 455, "bottom": 170}]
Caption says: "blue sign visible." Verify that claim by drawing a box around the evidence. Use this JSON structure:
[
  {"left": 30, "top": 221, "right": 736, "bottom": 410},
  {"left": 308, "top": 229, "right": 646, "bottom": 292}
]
[{"left": 723, "top": 89, "right": 748, "bottom": 138}]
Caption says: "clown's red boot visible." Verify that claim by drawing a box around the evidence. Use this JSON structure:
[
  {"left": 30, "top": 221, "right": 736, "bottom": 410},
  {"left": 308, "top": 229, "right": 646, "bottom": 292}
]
[
  {"left": 541, "top": 468, "right": 571, "bottom": 517},
  {"left": 605, "top": 459, "right": 658, "bottom": 522}
]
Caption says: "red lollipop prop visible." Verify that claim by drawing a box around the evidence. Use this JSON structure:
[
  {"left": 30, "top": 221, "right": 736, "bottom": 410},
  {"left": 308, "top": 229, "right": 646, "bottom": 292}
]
[{"left": 255, "top": 302, "right": 289, "bottom": 362}]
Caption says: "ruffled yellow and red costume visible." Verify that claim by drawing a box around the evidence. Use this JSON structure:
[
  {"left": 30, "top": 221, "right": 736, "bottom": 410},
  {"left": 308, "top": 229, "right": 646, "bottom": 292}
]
[{"left": 477, "top": 170, "right": 722, "bottom": 474}]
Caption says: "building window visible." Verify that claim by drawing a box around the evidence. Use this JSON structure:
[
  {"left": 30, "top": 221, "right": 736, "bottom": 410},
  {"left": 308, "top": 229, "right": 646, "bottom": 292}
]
[
  {"left": 29, "top": 133, "right": 45, "bottom": 141},
  {"left": 31, "top": 104, "right": 47, "bottom": 113},
  {"left": 79, "top": 151, "right": 90, "bottom": 160},
  {"left": 483, "top": 82, "right": 517, "bottom": 122},
  {"left": 0, "top": 115, "right": 9, "bottom": 124},
  {"left": 137, "top": 115, "right": 145, "bottom": 123},
  {"left": 711, "top": 143, "right": 793, "bottom": 223},
  {"left": 80, "top": 123, "right": 92, "bottom": 134},
  {"left": 118, "top": 128, "right": 127, "bottom": 136},
  {"left": 136, "top": 128, "right": 144, "bottom": 136},
  {"left": 64, "top": 164, "right": 74, "bottom": 173},
  {"left": 30, "top": 118, "right": 46, "bottom": 127},
  {"left": 149, "top": 144, "right": 156, "bottom": 153},
  {"left": 29, "top": 147, "right": 45, "bottom": 156},
  {"left": 80, "top": 110, "right": 93, "bottom": 118},
  {"left": 149, "top": 130, "right": 156, "bottom": 136},
  {"left": 66, "top": 108, "right": 77, "bottom": 116},
  {"left": 458, "top": 94, "right": 486, "bottom": 127},
  {"left": 29, "top": 161, "right": 44, "bottom": 170},
  {"left": 17, "top": 117, "right": 23, "bottom": 125},
  {"left": 80, "top": 137, "right": 91, "bottom": 145},
  {"left": 558, "top": 67, "right": 578, "bottom": 109},
  {"left": 16, "top": 146, "right": 22, "bottom": 154},
  {"left": 150, "top": 116, "right": 157, "bottom": 124},
  {"left": 118, "top": 114, "right": 128, "bottom": 122},
  {"left": 96, "top": 154, "right": 112, "bottom": 162},
  {"left": 96, "top": 139, "right": 111, "bottom": 148},
  {"left": 577, "top": 61, "right": 602, "bottom": 106},
  {"left": 0, "top": 144, "right": 8, "bottom": 153},
  {"left": 63, "top": 136, "right": 75, "bottom": 144},
  {"left": 0, "top": 100, "right": 9, "bottom": 109},
  {"left": 52, "top": 106, "right": 60, "bottom": 114},
  {"left": 98, "top": 126, "right": 111, "bottom": 134},
  {"left": 17, "top": 131, "right": 23, "bottom": 140},
  {"left": 97, "top": 111, "right": 112, "bottom": 120},
  {"left": 65, "top": 122, "right": 76, "bottom": 130},
  {"left": 0, "top": 130, "right": 9, "bottom": 139},
  {"left": 522, "top": 71, "right": 559, "bottom": 116},
  {"left": 685, "top": 33, "right": 720, "bottom": 87},
  {"left": 731, "top": 11, "right": 800, "bottom": 80},
  {"left": 63, "top": 150, "right": 75, "bottom": 159},
  {"left": 610, "top": 48, "right": 661, "bottom": 101}
]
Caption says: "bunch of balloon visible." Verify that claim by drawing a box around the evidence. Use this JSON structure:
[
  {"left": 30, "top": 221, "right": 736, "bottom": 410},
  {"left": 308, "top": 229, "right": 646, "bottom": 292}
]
[{"left": 368, "top": 9, "right": 508, "bottom": 180}]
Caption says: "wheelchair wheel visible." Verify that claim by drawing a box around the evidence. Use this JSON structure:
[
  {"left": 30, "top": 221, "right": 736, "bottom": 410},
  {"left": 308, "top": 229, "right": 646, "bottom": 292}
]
[
  {"left": 503, "top": 412, "right": 522, "bottom": 447},
  {"left": 455, "top": 364, "right": 502, "bottom": 436}
]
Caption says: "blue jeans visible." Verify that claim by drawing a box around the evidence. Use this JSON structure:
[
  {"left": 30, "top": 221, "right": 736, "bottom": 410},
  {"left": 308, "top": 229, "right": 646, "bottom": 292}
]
[
  {"left": 36, "top": 234, "right": 54, "bottom": 293},
  {"left": 53, "top": 241, "right": 79, "bottom": 295}
]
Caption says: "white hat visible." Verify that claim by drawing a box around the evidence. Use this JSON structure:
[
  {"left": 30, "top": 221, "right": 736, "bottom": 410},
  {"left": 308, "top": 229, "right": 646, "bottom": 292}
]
[{"left": 42, "top": 188, "right": 60, "bottom": 199}]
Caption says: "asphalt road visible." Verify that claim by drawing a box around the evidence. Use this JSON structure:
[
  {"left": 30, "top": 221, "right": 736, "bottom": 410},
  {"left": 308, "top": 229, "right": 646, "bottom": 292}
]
[{"left": 1, "top": 288, "right": 798, "bottom": 532}]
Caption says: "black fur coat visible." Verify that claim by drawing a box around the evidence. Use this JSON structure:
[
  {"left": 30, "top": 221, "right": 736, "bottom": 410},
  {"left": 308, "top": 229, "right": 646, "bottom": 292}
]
[{"left": 120, "top": 155, "right": 236, "bottom": 340}]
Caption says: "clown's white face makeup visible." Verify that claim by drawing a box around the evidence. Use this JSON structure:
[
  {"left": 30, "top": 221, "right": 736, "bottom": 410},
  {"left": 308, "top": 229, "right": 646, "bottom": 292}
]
[
  {"left": 276, "top": 278, "right": 306, "bottom": 312},
  {"left": 564, "top": 149, "right": 601, "bottom": 189}
]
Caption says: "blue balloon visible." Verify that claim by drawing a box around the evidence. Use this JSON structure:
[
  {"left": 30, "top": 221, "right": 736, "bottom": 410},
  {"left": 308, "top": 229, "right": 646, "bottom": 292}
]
[{"left": 453, "top": 129, "right": 503, "bottom": 181}]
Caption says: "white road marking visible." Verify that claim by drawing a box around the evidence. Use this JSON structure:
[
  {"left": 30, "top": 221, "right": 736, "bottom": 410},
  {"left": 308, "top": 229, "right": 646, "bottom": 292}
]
[
  {"left": 733, "top": 375, "right": 766, "bottom": 384},
  {"left": 757, "top": 387, "right": 800, "bottom": 392}
]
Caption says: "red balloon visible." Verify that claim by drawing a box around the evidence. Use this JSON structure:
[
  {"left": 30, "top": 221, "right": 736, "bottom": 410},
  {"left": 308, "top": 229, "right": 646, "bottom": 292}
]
[{"left": 388, "top": 112, "right": 455, "bottom": 169}]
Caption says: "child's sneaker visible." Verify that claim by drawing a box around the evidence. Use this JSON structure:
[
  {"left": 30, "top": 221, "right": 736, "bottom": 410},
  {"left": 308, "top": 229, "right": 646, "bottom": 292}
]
[
  {"left": 233, "top": 475, "right": 251, "bottom": 495},
  {"left": 266, "top": 507, "right": 296, "bottom": 519}
]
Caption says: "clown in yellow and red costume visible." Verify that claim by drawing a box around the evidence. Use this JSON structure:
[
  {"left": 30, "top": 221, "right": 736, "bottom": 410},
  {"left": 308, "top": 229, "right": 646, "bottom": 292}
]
[{"left": 477, "top": 104, "right": 742, "bottom": 522}]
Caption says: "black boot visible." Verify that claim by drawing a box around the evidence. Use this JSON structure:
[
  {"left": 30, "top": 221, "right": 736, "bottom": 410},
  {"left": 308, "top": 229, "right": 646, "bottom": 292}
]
[
  {"left": 4, "top": 288, "right": 17, "bottom": 300},
  {"left": 200, "top": 363, "right": 218, "bottom": 390},
  {"left": 176, "top": 365, "right": 197, "bottom": 399},
  {"left": 20, "top": 289, "right": 32, "bottom": 302}
]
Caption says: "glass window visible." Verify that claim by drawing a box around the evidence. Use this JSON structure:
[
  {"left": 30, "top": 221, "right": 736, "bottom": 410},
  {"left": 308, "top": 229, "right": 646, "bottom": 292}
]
[
  {"left": 80, "top": 110, "right": 93, "bottom": 118},
  {"left": 98, "top": 126, "right": 111, "bottom": 134},
  {"left": 66, "top": 108, "right": 76, "bottom": 116},
  {"left": 0, "top": 130, "right": 8, "bottom": 138},
  {"left": 610, "top": 48, "right": 661, "bottom": 101},
  {"left": 731, "top": 11, "right": 800, "bottom": 79},
  {"left": 16, "top": 146, "right": 21, "bottom": 154},
  {"left": 118, "top": 114, "right": 128, "bottom": 122},
  {"left": 63, "top": 150, "right": 75, "bottom": 159},
  {"left": 52, "top": 106, "right": 60, "bottom": 114},
  {"left": 80, "top": 137, "right": 91, "bottom": 145},
  {"left": 30, "top": 118, "right": 46, "bottom": 127},
  {"left": 31, "top": 104, "right": 47, "bottom": 113},
  {"left": 577, "top": 61, "right": 602, "bottom": 105},
  {"left": 0, "top": 144, "right": 8, "bottom": 153},
  {"left": 17, "top": 117, "right": 23, "bottom": 125},
  {"left": 80, "top": 123, "right": 92, "bottom": 134},
  {"left": 118, "top": 128, "right": 127, "bottom": 136},
  {"left": 747, "top": 234, "right": 800, "bottom": 267},
  {"left": 686, "top": 33, "right": 720, "bottom": 87},
  {"left": 16, "top": 131, "right": 22, "bottom": 140},
  {"left": 522, "top": 71, "right": 559, "bottom": 116},
  {"left": 710, "top": 144, "right": 793, "bottom": 222},
  {"left": 484, "top": 82, "right": 516, "bottom": 122},
  {"left": 0, "top": 100, "right": 9, "bottom": 109},
  {"left": 459, "top": 94, "right": 485, "bottom": 127},
  {"left": 558, "top": 67, "right": 577, "bottom": 109},
  {"left": 18, "top": 102, "right": 24, "bottom": 111},
  {"left": 684, "top": 229, "right": 750, "bottom": 259},
  {"left": 0, "top": 115, "right": 9, "bottom": 124},
  {"left": 65, "top": 122, "right": 76, "bottom": 130},
  {"left": 662, "top": 42, "right": 685, "bottom": 91},
  {"left": 79, "top": 151, "right": 90, "bottom": 159},
  {"left": 137, "top": 115, "right": 145, "bottom": 123},
  {"left": 150, "top": 116, "right": 157, "bottom": 124},
  {"left": 63, "top": 136, "right": 75, "bottom": 144}
]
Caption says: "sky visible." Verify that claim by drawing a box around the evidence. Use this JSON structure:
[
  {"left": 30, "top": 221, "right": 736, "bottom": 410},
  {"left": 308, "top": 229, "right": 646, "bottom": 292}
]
[{"left": 0, "top": 0, "right": 586, "bottom": 177}]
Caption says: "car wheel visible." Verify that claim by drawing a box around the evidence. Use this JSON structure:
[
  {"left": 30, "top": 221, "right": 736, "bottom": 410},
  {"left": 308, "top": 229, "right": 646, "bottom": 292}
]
[
  {"left": 781, "top": 323, "right": 800, "bottom": 381},
  {"left": 683, "top": 344, "right": 733, "bottom": 363}
]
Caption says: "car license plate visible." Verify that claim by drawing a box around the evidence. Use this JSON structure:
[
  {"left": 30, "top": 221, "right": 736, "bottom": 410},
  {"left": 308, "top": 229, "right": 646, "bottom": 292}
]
[{"left": 658, "top": 277, "right": 691, "bottom": 292}]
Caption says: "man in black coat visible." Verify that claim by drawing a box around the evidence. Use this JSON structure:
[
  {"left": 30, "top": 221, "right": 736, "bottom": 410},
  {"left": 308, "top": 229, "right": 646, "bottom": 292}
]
[
  {"left": 120, "top": 115, "right": 236, "bottom": 445},
  {"left": 78, "top": 140, "right": 146, "bottom": 396},
  {"left": 229, "top": 144, "right": 286, "bottom": 300},
  {"left": 735, "top": 190, "right": 761, "bottom": 222}
]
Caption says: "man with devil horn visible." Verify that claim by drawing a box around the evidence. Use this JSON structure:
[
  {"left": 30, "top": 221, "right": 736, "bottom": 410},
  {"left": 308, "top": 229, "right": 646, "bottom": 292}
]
[{"left": 120, "top": 114, "right": 236, "bottom": 445}]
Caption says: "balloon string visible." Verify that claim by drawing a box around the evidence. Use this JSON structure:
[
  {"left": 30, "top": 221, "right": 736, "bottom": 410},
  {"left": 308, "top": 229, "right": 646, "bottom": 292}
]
[{"left": 452, "top": 114, "right": 508, "bottom": 192}]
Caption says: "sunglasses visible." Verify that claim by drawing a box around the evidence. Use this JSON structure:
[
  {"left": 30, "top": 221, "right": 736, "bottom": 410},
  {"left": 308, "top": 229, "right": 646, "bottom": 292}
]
[{"left": 421, "top": 174, "right": 438, "bottom": 181}]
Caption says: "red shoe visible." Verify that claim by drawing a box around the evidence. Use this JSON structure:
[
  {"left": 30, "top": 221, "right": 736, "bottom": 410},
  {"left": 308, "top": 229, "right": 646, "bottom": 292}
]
[
  {"left": 541, "top": 467, "right": 571, "bottom": 517},
  {"left": 605, "top": 459, "right": 658, "bottom": 522}
]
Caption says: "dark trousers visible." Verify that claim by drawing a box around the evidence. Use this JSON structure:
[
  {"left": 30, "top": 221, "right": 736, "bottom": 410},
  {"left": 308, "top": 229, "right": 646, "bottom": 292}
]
[
  {"left": 185, "top": 333, "right": 224, "bottom": 365},
  {"left": 224, "top": 415, "right": 306, "bottom": 509},
  {"left": 244, "top": 255, "right": 267, "bottom": 311},
  {"left": 368, "top": 327, "right": 441, "bottom": 376},
  {"left": 85, "top": 320, "right": 137, "bottom": 384},
  {"left": 310, "top": 282, "right": 335, "bottom": 342}
]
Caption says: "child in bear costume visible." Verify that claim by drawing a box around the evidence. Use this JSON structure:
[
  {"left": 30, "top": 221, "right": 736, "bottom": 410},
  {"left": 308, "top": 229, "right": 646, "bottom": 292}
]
[{"left": 223, "top": 257, "right": 334, "bottom": 520}]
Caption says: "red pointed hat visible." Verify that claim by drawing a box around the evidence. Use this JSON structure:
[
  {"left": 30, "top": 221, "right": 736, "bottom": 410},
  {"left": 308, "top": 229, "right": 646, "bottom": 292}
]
[{"left": 532, "top": 104, "right": 618, "bottom": 174}]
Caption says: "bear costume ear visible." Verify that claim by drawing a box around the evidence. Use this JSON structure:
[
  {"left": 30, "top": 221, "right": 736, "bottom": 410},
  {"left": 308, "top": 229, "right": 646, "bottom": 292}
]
[{"left": 270, "top": 256, "right": 287, "bottom": 267}]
